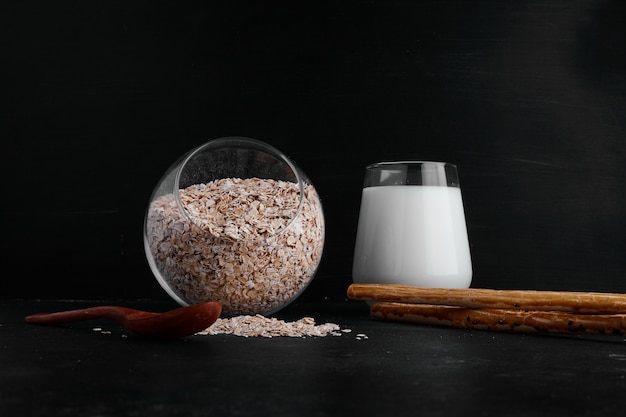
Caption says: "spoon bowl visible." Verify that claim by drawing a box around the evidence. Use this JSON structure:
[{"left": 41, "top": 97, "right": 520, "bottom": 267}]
[{"left": 25, "top": 302, "right": 222, "bottom": 338}]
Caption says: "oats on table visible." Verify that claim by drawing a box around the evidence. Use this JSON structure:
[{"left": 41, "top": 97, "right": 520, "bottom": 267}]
[{"left": 197, "top": 315, "right": 348, "bottom": 338}]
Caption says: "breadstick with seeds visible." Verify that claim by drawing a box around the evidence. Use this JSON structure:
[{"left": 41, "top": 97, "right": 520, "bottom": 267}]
[
  {"left": 370, "top": 302, "right": 626, "bottom": 335},
  {"left": 347, "top": 283, "right": 626, "bottom": 314}
]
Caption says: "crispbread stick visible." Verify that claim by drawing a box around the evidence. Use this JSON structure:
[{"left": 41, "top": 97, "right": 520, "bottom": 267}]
[
  {"left": 370, "top": 302, "right": 626, "bottom": 335},
  {"left": 347, "top": 283, "right": 626, "bottom": 314}
]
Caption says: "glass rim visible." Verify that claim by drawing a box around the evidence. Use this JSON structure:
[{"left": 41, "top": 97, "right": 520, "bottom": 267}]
[
  {"left": 366, "top": 160, "right": 457, "bottom": 170},
  {"left": 363, "top": 160, "right": 460, "bottom": 188}
]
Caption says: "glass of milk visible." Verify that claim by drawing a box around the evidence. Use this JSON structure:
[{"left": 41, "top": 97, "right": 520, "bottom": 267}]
[{"left": 352, "top": 161, "right": 472, "bottom": 288}]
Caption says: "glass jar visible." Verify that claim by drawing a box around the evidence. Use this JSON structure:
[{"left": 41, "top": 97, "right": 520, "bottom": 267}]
[{"left": 144, "top": 137, "right": 325, "bottom": 316}]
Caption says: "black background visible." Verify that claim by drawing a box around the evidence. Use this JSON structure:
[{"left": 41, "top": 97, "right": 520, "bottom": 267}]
[{"left": 2, "top": 0, "right": 625, "bottom": 301}]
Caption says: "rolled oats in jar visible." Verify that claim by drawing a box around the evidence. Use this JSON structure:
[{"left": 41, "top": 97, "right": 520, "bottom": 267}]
[{"left": 144, "top": 137, "right": 325, "bottom": 316}]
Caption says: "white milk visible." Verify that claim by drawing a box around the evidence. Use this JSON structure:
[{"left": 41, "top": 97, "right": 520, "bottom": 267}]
[{"left": 352, "top": 185, "right": 472, "bottom": 288}]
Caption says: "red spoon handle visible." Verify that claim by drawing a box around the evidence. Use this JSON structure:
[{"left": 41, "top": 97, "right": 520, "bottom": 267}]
[{"left": 25, "top": 306, "right": 147, "bottom": 325}]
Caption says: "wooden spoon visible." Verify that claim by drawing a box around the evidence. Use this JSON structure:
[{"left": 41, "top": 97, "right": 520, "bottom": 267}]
[{"left": 25, "top": 302, "right": 222, "bottom": 338}]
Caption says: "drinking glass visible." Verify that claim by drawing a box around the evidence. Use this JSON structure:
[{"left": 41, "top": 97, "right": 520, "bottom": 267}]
[{"left": 352, "top": 161, "right": 472, "bottom": 288}]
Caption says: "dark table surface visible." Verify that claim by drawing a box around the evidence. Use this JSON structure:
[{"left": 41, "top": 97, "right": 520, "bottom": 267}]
[{"left": 2, "top": 299, "right": 626, "bottom": 417}]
